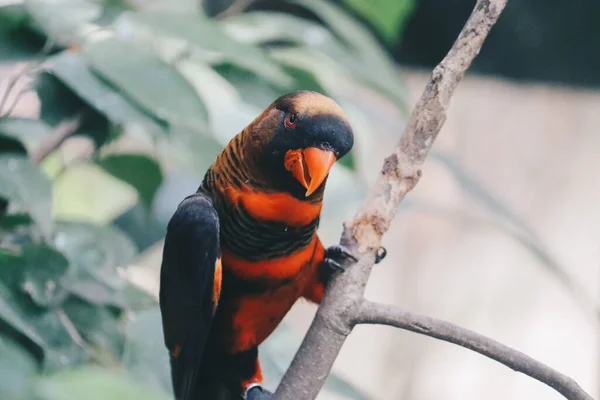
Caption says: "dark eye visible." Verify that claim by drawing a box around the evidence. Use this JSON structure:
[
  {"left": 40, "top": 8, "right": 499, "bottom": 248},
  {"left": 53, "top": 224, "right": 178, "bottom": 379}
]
[{"left": 284, "top": 113, "right": 298, "bottom": 129}]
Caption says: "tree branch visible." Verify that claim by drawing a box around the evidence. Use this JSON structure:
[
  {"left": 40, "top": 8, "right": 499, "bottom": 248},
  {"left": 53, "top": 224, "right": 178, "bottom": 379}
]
[
  {"left": 355, "top": 301, "right": 594, "bottom": 400},
  {"left": 30, "top": 113, "right": 83, "bottom": 165},
  {"left": 271, "top": 1, "right": 591, "bottom": 399}
]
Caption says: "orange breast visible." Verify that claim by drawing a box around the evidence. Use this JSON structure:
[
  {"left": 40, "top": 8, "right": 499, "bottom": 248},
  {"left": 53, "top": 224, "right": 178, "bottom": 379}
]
[
  {"left": 216, "top": 239, "right": 319, "bottom": 353},
  {"left": 219, "top": 183, "right": 322, "bottom": 227},
  {"left": 222, "top": 235, "right": 318, "bottom": 280},
  {"left": 226, "top": 281, "right": 306, "bottom": 352}
]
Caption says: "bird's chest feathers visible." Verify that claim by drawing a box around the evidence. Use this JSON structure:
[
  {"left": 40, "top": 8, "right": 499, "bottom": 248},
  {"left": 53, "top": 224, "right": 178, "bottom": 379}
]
[
  {"left": 215, "top": 187, "right": 322, "bottom": 264},
  {"left": 218, "top": 258, "right": 316, "bottom": 352},
  {"left": 233, "top": 189, "right": 322, "bottom": 227}
]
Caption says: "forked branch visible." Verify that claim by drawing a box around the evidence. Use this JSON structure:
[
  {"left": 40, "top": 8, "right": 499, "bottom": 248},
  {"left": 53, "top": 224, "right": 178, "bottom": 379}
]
[{"left": 273, "top": 0, "right": 594, "bottom": 399}]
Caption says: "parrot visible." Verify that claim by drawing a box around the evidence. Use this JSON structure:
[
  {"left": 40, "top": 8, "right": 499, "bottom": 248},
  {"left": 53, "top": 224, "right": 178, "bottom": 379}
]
[{"left": 159, "top": 90, "right": 386, "bottom": 400}]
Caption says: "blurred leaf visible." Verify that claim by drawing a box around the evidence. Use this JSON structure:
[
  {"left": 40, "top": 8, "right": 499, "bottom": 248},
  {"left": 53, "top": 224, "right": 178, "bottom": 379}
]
[
  {"left": 221, "top": 10, "right": 406, "bottom": 109},
  {"left": 292, "top": 0, "right": 407, "bottom": 107},
  {"left": 62, "top": 297, "right": 124, "bottom": 358},
  {"left": 82, "top": 38, "right": 208, "bottom": 131},
  {"left": 0, "top": 213, "right": 33, "bottom": 230},
  {"left": 0, "top": 280, "right": 87, "bottom": 371},
  {"left": 0, "top": 154, "right": 53, "bottom": 238},
  {"left": 97, "top": 153, "right": 163, "bottom": 207},
  {"left": 122, "top": 307, "right": 171, "bottom": 395},
  {"left": 0, "top": 135, "right": 26, "bottom": 155},
  {"left": 24, "top": 0, "right": 102, "bottom": 46},
  {"left": 174, "top": 59, "right": 258, "bottom": 143},
  {"left": 151, "top": 171, "right": 203, "bottom": 234},
  {"left": 215, "top": 64, "right": 284, "bottom": 110},
  {"left": 53, "top": 221, "right": 155, "bottom": 311},
  {"left": 54, "top": 221, "right": 137, "bottom": 306},
  {"left": 119, "top": 283, "right": 157, "bottom": 310},
  {"left": 35, "top": 366, "right": 170, "bottom": 400},
  {"left": 19, "top": 245, "right": 71, "bottom": 307},
  {"left": 342, "top": 0, "right": 414, "bottom": 43},
  {"left": 43, "top": 52, "right": 164, "bottom": 132},
  {"left": 53, "top": 163, "right": 137, "bottom": 223},
  {"left": 0, "top": 118, "right": 53, "bottom": 154},
  {"left": 0, "top": 334, "right": 38, "bottom": 400},
  {"left": 0, "top": 282, "right": 46, "bottom": 351},
  {"left": 111, "top": 204, "right": 165, "bottom": 252},
  {"left": 0, "top": 3, "right": 31, "bottom": 32},
  {"left": 35, "top": 72, "right": 115, "bottom": 149},
  {"left": 116, "top": 11, "right": 293, "bottom": 88}
]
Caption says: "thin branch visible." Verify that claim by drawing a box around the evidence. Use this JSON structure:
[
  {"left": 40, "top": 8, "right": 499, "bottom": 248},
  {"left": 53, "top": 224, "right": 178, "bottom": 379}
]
[
  {"left": 30, "top": 113, "right": 83, "bottom": 164},
  {"left": 0, "top": 39, "right": 54, "bottom": 117},
  {"left": 355, "top": 301, "right": 594, "bottom": 400}
]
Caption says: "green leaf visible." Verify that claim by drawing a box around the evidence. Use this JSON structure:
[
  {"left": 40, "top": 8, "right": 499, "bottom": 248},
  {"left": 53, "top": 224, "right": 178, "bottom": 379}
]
[
  {"left": 295, "top": 0, "right": 408, "bottom": 107},
  {"left": 97, "top": 153, "right": 163, "bottom": 207},
  {"left": 122, "top": 307, "right": 171, "bottom": 395},
  {"left": 0, "top": 154, "right": 53, "bottom": 238},
  {"left": 0, "top": 334, "right": 39, "bottom": 400},
  {"left": 62, "top": 297, "right": 124, "bottom": 359},
  {"left": 43, "top": 52, "right": 164, "bottom": 132},
  {"left": 24, "top": 0, "right": 102, "bottom": 46},
  {"left": 116, "top": 11, "right": 293, "bottom": 88},
  {"left": 53, "top": 221, "right": 154, "bottom": 311},
  {"left": 214, "top": 64, "right": 287, "bottom": 110},
  {"left": 173, "top": 59, "right": 259, "bottom": 143},
  {"left": 35, "top": 366, "right": 170, "bottom": 400},
  {"left": 0, "top": 118, "right": 53, "bottom": 155},
  {"left": 220, "top": 10, "right": 407, "bottom": 110},
  {"left": 81, "top": 38, "right": 208, "bottom": 131},
  {"left": 53, "top": 163, "right": 138, "bottom": 223},
  {"left": 19, "top": 245, "right": 71, "bottom": 307},
  {"left": 0, "top": 213, "right": 33, "bottom": 230},
  {"left": 0, "top": 282, "right": 46, "bottom": 352},
  {"left": 342, "top": 0, "right": 414, "bottom": 43},
  {"left": 0, "top": 3, "right": 31, "bottom": 32},
  {"left": 54, "top": 221, "right": 137, "bottom": 306},
  {"left": 0, "top": 281, "right": 87, "bottom": 371}
]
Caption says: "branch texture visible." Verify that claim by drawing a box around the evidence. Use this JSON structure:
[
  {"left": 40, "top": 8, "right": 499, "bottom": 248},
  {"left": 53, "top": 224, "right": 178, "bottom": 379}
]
[
  {"left": 273, "top": 1, "right": 592, "bottom": 399},
  {"left": 356, "top": 301, "right": 594, "bottom": 400}
]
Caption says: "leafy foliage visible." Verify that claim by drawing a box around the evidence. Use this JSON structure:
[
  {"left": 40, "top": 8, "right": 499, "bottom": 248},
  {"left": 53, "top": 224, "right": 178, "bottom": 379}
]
[{"left": 0, "top": 0, "right": 415, "bottom": 398}]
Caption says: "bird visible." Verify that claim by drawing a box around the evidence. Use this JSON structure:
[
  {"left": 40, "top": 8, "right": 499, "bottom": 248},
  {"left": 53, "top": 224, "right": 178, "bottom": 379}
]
[{"left": 159, "top": 90, "right": 386, "bottom": 400}]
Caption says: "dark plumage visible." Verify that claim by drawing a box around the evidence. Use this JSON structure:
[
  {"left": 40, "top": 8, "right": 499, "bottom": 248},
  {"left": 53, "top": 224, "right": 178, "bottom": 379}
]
[{"left": 159, "top": 90, "right": 377, "bottom": 400}]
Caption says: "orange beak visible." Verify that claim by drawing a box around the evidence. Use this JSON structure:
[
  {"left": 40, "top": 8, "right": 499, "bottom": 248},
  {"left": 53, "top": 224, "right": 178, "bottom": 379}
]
[{"left": 284, "top": 147, "right": 336, "bottom": 196}]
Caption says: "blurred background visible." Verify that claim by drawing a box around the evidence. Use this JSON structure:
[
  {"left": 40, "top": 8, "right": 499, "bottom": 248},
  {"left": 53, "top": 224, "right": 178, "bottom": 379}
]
[{"left": 0, "top": 0, "right": 598, "bottom": 399}]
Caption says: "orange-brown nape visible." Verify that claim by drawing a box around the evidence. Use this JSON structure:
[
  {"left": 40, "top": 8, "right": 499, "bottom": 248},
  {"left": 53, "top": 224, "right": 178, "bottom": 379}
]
[{"left": 205, "top": 90, "right": 354, "bottom": 205}]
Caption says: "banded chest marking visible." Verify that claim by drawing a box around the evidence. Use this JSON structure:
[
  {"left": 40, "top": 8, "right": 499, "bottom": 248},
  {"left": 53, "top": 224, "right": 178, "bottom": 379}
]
[{"left": 213, "top": 191, "right": 319, "bottom": 261}]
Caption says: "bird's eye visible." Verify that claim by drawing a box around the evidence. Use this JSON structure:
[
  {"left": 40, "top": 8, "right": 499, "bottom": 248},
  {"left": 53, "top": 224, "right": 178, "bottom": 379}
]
[{"left": 284, "top": 113, "right": 298, "bottom": 129}]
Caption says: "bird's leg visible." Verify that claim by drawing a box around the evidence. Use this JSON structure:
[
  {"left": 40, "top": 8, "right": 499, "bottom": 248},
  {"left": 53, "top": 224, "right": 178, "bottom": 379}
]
[{"left": 323, "top": 244, "right": 387, "bottom": 274}]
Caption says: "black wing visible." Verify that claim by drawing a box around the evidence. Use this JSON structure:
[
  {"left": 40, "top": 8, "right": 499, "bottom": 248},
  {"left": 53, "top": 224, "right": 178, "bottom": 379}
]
[{"left": 159, "top": 192, "right": 221, "bottom": 400}]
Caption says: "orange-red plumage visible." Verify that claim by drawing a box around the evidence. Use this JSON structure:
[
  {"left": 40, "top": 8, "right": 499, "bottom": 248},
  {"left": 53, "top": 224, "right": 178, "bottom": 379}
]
[{"left": 160, "top": 90, "right": 359, "bottom": 400}]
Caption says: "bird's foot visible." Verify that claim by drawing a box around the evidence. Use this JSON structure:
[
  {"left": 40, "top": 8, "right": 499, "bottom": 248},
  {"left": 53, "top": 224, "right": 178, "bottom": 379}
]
[
  {"left": 245, "top": 385, "right": 273, "bottom": 400},
  {"left": 323, "top": 245, "right": 387, "bottom": 275},
  {"left": 323, "top": 244, "right": 357, "bottom": 274}
]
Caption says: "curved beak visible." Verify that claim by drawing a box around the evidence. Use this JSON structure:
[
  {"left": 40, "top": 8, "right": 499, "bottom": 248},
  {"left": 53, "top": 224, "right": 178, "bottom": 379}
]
[{"left": 284, "top": 147, "right": 336, "bottom": 196}]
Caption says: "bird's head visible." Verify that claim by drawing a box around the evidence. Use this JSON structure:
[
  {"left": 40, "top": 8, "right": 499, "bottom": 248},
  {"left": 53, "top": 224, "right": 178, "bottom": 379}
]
[{"left": 248, "top": 90, "right": 354, "bottom": 198}]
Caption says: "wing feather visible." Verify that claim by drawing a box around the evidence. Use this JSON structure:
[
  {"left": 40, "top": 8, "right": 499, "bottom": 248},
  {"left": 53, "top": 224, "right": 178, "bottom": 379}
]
[{"left": 159, "top": 192, "right": 220, "bottom": 400}]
